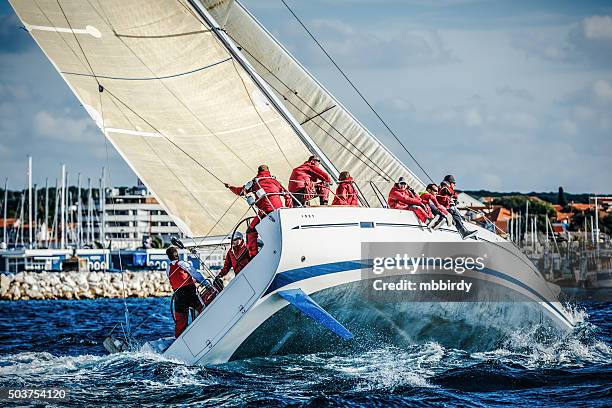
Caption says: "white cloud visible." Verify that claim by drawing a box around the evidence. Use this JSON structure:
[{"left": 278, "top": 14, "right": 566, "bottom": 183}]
[
  {"left": 501, "top": 112, "right": 540, "bottom": 130},
  {"left": 463, "top": 107, "right": 483, "bottom": 127},
  {"left": 573, "top": 105, "right": 595, "bottom": 121},
  {"left": 560, "top": 118, "right": 578, "bottom": 135},
  {"left": 593, "top": 79, "right": 612, "bottom": 100},
  {"left": 583, "top": 15, "right": 612, "bottom": 41},
  {"left": 283, "top": 18, "right": 459, "bottom": 68},
  {"left": 0, "top": 143, "right": 10, "bottom": 157},
  {"left": 34, "top": 110, "right": 98, "bottom": 142},
  {"left": 496, "top": 86, "right": 534, "bottom": 102}
]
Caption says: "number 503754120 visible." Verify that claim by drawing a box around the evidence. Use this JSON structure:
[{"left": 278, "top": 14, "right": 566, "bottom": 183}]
[{"left": 2, "top": 388, "right": 67, "bottom": 400}]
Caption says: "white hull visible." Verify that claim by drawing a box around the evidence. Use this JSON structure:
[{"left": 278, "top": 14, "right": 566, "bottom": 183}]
[{"left": 162, "top": 207, "right": 575, "bottom": 366}]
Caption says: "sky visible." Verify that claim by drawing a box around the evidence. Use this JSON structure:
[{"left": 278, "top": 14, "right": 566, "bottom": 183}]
[{"left": 0, "top": 0, "right": 611, "bottom": 193}]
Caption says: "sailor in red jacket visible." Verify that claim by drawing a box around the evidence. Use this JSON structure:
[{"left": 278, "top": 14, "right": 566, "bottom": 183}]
[
  {"left": 225, "top": 165, "right": 292, "bottom": 257},
  {"left": 217, "top": 231, "right": 251, "bottom": 278},
  {"left": 288, "top": 156, "right": 332, "bottom": 206},
  {"left": 436, "top": 175, "right": 477, "bottom": 239},
  {"left": 387, "top": 177, "right": 431, "bottom": 223},
  {"left": 332, "top": 171, "right": 359, "bottom": 206},
  {"left": 420, "top": 183, "right": 453, "bottom": 229},
  {"left": 165, "top": 246, "right": 207, "bottom": 338}
]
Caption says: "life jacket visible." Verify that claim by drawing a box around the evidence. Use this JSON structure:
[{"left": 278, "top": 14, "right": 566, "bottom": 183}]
[
  {"left": 229, "top": 170, "right": 292, "bottom": 214},
  {"left": 332, "top": 177, "right": 358, "bottom": 206},
  {"left": 219, "top": 242, "right": 251, "bottom": 277},
  {"left": 437, "top": 182, "right": 457, "bottom": 209},
  {"left": 167, "top": 261, "right": 193, "bottom": 291}
]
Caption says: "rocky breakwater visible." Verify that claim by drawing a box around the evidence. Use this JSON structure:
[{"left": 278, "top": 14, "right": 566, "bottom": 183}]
[{"left": 0, "top": 271, "right": 173, "bottom": 300}]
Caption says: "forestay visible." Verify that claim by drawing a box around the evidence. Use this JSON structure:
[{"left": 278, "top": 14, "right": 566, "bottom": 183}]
[
  {"left": 202, "top": 0, "right": 425, "bottom": 206},
  {"left": 9, "top": 0, "right": 312, "bottom": 236}
]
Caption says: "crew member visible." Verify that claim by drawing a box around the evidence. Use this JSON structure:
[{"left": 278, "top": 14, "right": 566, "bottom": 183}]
[
  {"left": 437, "top": 175, "right": 477, "bottom": 239},
  {"left": 217, "top": 231, "right": 251, "bottom": 279},
  {"left": 387, "top": 177, "right": 431, "bottom": 223},
  {"left": 225, "top": 164, "right": 292, "bottom": 257},
  {"left": 288, "top": 156, "right": 332, "bottom": 206},
  {"left": 166, "top": 246, "right": 206, "bottom": 338},
  {"left": 420, "top": 183, "right": 452, "bottom": 229},
  {"left": 332, "top": 171, "right": 359, "bottom": 206}
]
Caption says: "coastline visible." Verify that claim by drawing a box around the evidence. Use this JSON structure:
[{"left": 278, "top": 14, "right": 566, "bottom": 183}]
[{"left": 0, "top": 271, "right": 172, "bottom": 300}]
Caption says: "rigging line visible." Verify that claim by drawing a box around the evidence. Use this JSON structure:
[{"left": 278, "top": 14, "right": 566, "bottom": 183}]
[
  {"left": 113, "top": 41, "right": 254, "bottom": 174},
  {"left": 280, "top": 0, "right": 434, "bottom": 184},
  {"left": 122, "top": 199, "right": 250, "bottom": 334},
  {"left": 114, "top": 29, "right": 211, "bottom": 39},
  {"left": 178, "top": 0, "right": 385, "bottom": 181},
  {"left": 32, "top": 0, "right": 93, "bottom": 79},
  {"left": 55, "top": 0, "right": 99, "bottom": 85},
  {"left": 223, "top": 34, "right": 394, "bottom": 181},
  {"left": 300, "top": 105, "right": 336, "bottom": 125},
  {"left": 100, "top": 87, "right": 131, "bottom": 342},
  {"left": 198, "top": 204, "right": 253, "bottom": 267},
  {"left": 61, "top": 58, "right": 232, "bottom": 81},
  {"left": 228, "top": 58, "right": 293, "bottom": 169},
  {"left": 94, "top": 0, "right": 254, "bottom": 174},
  {"left": 102, "top": 87, "right": 224, "bottom": 184},
  {"left": 103, "top": 90, "right": 219, "bottom": 220},
  {"left": 251, "top": 70, "right": 392, "bottom": 181}
]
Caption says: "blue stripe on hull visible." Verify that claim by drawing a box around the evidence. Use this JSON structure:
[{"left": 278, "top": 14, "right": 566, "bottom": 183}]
[{"left": 264, "top": 259, "right": 572, "bottom": 327}]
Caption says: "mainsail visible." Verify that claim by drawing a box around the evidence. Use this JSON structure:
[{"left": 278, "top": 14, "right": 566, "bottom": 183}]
[
  {"left": 201, "top": 0, "right": 425, "bottom": 202},
  {"left": 9, "top": 0, "right": 315, "bottom": 236},
  {"left": 9, "top": 0, "right": 425, "bottom": 237}
]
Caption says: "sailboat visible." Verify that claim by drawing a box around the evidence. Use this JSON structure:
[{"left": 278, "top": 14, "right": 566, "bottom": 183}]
[{"left": 9, "top": 0, "right": 575, "bottom": 365}]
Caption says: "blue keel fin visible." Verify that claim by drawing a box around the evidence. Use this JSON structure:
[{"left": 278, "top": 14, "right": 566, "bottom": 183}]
[{"left": 277, "top": 288, "right": 353, "bottom": 340}]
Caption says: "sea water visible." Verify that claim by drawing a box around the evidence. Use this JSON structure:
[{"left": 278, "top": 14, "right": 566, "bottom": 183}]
[{"left": 0, "top": 290, "right": 610, "bottom": 407}]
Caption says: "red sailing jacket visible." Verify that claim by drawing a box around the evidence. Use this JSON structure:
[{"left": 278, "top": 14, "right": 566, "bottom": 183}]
[
  {"left": 420, "top": 192, "right": 449, "bottom": 215},
  {"left": 387, "top": 184, "right": 423, "bottom": 209},
  {"left": 288, "top": 161, "right": 332, "bottom": 193},
  {"left": 218, "top": 242, "right": 251, "bottom": 277},
  {"left": 437, "top": 182, "right": 457, "bottom": 209},
  {"left": 332, "top": 177, "right": 359, "bottom": 206},
  {"left": 229, "top": 170, "right": 292, "bottom": 214},
  {"left": 167, "top": 261, "right": 194, "bottom": 291}
]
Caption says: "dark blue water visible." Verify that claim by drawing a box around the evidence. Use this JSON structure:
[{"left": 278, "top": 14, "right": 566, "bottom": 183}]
[{"left": 0, "top": 291, "right": 610, "bottom": 407}]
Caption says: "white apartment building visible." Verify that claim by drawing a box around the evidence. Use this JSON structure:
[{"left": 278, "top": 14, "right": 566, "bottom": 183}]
[{"left": 103, "top": 185, "right": 184, "bottom": 249}]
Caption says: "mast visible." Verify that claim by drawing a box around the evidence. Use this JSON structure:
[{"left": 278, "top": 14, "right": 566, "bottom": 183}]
[
  {"left": 77, "top": 173, "right": 82, "bottom": 249},
  {"left": 52, "top": 179, "right": 58, "bottom": 248},
  {"left": 100, "top": 167, "right": 106, "bottom": 248},
  {"left": 594, "top": 195, "right": 599, "bottom": 249},
  {"left": 2, "top": 178, "right": 7, "bottom": 248},
  {"left": 524, "top": 200, "right": 529, "bottom": 241},
  {"left": 33, "top": 183, "right": 38, "bottom": 248},
  {"left": 87, "top": 178, "right": 92, "bottom": 245},
  {"left": 44, "top": 178, "right": 49, "bottom": 248},
  {"left": 61, "top": 164, "right": 66, "bottom": 249},
  {"left": 188, "top": 0, "right": 342, "bottom": 185},
  {"left": 28, "top": 156, "right": 33, "bottom": 249},
  {"left": 19, "top": 191, "right": 25, "bottom": 247}
]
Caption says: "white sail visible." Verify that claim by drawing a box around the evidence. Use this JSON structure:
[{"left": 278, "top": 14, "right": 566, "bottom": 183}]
[
  {"left": 202, "top": 0, "right": 425, "bottom": 205},
  {"left": 8, "top": 0, "right": 313, "bottom": 236}
]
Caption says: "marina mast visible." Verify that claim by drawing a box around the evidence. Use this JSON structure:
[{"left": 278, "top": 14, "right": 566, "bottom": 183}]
[
  {"left": 28, "top": 156, "right": 32, "bottom": 249},
  {"left": 61, "top": 164, "right": 66, "bottom": 249}
]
